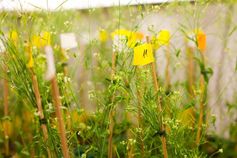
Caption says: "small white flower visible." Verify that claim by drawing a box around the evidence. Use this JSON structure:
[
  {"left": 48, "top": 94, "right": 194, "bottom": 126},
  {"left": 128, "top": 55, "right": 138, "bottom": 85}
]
[
  {"left": 34, "top": 111, "right": 40, "bottom": 117},
  {"left": 81, "top": 153, "right": 87, "bottom": 158},
  {"left": 77, "top": 131, "right": 81, "bottom": 135},
  {"left": 218, "top": 148, "right": 223, "bottom": 153}
]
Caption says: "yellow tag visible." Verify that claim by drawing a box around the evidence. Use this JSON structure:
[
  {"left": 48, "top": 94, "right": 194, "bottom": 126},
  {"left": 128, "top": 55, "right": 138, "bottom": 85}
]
[
  {"left": 9, "top": 30, "right": 18, "bottom": 45},
  {"left": 127, "top": 33, "right": 137, "bottom": 48},
  {"left": 127, "top": 32, "right": 144, "bottom": 48},
  {"left": 27, "top": 54, "right": 34, "bottom": 68},
  {"left": 41, "top": 31, "right": 51, "bottom": 46},
  {"left": 32, "top": 32, "right": 51, "bottom": 48},
  {"left": 112, "top": 29, "right": 144, "bottom": 48},
  {"left": 99, "top": 29, "right": 108, "bottom": 42},
  {"left": 157, "top": 30, "right": 170, "bottom": 46},
  {"left": 111, "top": 29, "right": 130, "bottom": 39},
  {"left": 196, "top": 30, "right": 206, "bottom": 52},
  {"left": 178, "top": 107, "right": 195, "bottom": 127},
  {"left": 135, "top": 32, "right": 144, "bottom": 40},
  {"left": 32, "top": 35, "right": 42, "bottom": 48},
  {"left": 133, "top": 43, "right": 154, "bottom": 66},
  {"left": 25, "top": 43, "right": 34, "bottom": 68}
]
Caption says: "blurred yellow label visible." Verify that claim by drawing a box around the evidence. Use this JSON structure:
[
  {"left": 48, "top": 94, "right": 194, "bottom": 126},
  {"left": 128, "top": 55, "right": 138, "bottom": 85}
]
[
  {"left": 25, "top": 43, "right": 34, "bottom": 68},
  {"left": 178, "top": 107, "right": 195, "bottom": 127},
  {"left": 27, "top": 53, "right": 34, "bottom": 68},
  {"left": 157, "top": 30, "right": 170, "bottom": 46},
  {"left": 9, "top": 30, "right": 18, "bottom": 44},
  {"left": 111, "top": 29, "right": 130, "bottom": 39},
  {"left": 112, "top": 29, "right": 144, "bottom": 49},
  {"left": 32, "top": 32, "right": 51, "bottom": 48},
  {"left": 133, "top": 43, "right": 154, "bottom": 66},
  {"left": 197, "top": 30, "right": 206, "bottom": 52},
  {"left": 127, "top": 32, "right": 144, "bottom": 48},
  {"left": 99, "top": 29, "right": 108, "bottom": 42},
  {"left": 32, "top": 35, "right": 42, "bottom": 48},
  {"left": 41, "top": 31, "right": 51, "bottom": 46}
]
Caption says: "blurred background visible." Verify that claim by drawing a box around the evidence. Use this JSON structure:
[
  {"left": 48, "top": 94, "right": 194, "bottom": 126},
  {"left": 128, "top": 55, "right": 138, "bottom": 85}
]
[{"left": 0, "top": 0, "right": 237, "bottom": 157}]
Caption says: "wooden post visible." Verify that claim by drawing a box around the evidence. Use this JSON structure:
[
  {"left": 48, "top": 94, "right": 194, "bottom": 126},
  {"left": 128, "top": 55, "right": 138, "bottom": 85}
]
[
  {"left": 147, "top": 36, "right": 168, "bottom": 158},
  {"left": 196, "top": 53, "right": 206, "bottom": 145},
  {"left": 108, "top": 51, "right": 116, "bottom": 158},
  {"left": 30, "top": 69, "right": 51, "bottom": 157},
  {"left": 51, "top": 76, "right": 70, "bottom": 158},
  {"left": 195, "top": 30, "right": 207, "bottom": 145},
  {"left": 45, "top": 46, "right": 70, "bottom": 158}
]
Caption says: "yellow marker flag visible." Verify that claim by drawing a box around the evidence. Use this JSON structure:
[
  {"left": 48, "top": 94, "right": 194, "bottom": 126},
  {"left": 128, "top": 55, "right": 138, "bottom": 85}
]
[
  {"left": 178, "top": 107, "right": 195, "bottom": 127},
  {"left": 133, "top": 43, "right": 154, "bottom": 66},
  {"left": 111, "top": 29, "right": 130, "bottom": 39},
  {"left": 99, "top": 29, "right": 108, "bottom": 42},
  {"left": 25, "top": 42, "right": 34, "bottom": 68},
  {"left": 32, "top": 35, "right": 42, "bottom": 48},
  {"left": 157, "top": 30, "right": 170, "bottom": 46},
  {"left": 196, "top": 30, "right": 206, "bottom": 52},
  {"left": 135, "top": 32, "right": 144, "bottom": 40},
  {"left": 9, "top": 30, "right": 18, "bottom": 45},
  {"left": 27, "top": 53, "right": 34, "bottom": 68},
  {"left": 127, "top": 32, "right": 144, "bottom": 48},
  {"left": 41, "top": 31, "right": 51, "bottom": 46}
]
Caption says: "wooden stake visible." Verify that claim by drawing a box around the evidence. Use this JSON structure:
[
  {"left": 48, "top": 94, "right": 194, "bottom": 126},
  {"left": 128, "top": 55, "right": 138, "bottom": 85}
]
[
  {"left": 50, "top": 76, "right": 70, "bottom": 158},
  {"left": 45, "top": 46, "right": 69, "bottom": 157},
  {"left": 196, "top": 57, "right": 205, "bottom": 145},
  {"left": 184, "top": 41, "right": 197, "bottom": 133},
  {"left": 30, "top": 69, "right": 51, "bottom": 157},
  {"left": 108, "top": 51, "right": 116, "bottom": 158},
  {"left": 196, "top": 52, "right": 206, "bottom": 145},
  {"left": 147, "top": 36, "right": 168, "bottom": 158}
]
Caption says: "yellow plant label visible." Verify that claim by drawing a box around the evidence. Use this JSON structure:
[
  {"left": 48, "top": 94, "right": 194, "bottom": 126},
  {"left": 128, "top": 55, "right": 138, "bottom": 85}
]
[
  {"left": 99, "top": 29, "right": 108, "bottom": 42},
  {"left": 197, "top": 31, "right": 206, "bottom": 52},
  {"left": 41, "top": 31, "right": 51, "bottom": 46},
  {"left": 111, "top": 29, "right": 130, "bottom": 39},
  {"left": 133, "top": 43, "right": 154, "bottom": 66},
  {"left": 112, "top": 29, "right": 129, "bottom": 52},
  {"left": 32, "top": 32, "right": 51, "bottom": 48},
  {"left": 157, "top": 30, "right": 170, "bottom": 46},
  {"left": 32, "top": 35, "right": 42, "bottom": 48},
  {"left": 127, "top": 32, "right": 144, "bottom": 48},
  {"left": 27, "top": 54, "right": 34, "bottom": 68},
  {"left": 112, "top": 29, "right": 144, "bottom": 49},
  {"left": 25, "top": 43, "right": 34, "bottom": 68},
  {"left": 9, "top": 30, "right": 18, "bottom": 44}
]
